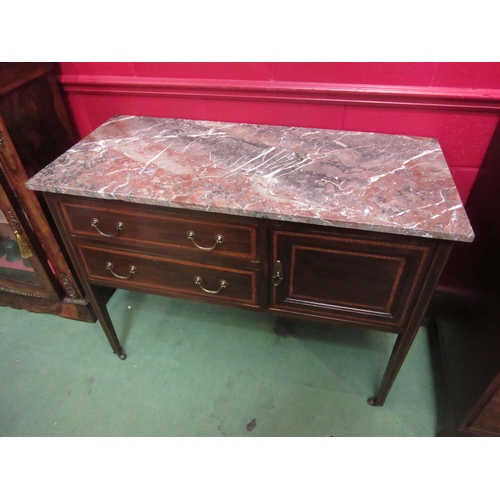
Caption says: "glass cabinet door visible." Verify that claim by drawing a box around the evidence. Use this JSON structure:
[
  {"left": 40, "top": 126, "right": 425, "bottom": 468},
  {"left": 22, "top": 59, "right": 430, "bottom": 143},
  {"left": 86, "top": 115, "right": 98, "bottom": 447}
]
[
  {"left": 0, "top": 179, "right": 60, "bottom": 299},
  {"left": 0, "top": 208, "right": 39, "bottom": 285}
]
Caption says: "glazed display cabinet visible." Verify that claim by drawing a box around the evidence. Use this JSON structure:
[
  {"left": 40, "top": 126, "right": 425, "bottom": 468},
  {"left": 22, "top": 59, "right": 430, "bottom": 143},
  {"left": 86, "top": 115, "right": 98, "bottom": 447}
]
[{"left": 0, "top": 62, "right": 94, "bottom": 321}]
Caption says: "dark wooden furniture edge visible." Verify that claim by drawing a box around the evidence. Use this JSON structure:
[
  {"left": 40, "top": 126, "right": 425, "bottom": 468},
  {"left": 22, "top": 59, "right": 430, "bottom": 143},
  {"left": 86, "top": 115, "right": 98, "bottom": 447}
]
[
  {"left": 0, "top": 63, "right": 95, "bottom": 322},
  {"left": 45, "top": 190, "right": 454, "bottom": 406}
]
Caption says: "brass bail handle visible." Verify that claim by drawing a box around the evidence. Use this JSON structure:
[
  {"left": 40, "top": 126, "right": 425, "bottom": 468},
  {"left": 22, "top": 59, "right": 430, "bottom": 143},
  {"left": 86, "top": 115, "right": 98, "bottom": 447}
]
[
  {"left": 187, "top": 230, "right": 224, "bottom": 251},
  {"left": 92, "top": 218, "right": 125, "bottom": 237},
  {"left": 105, "top": 262, "right": 137, "bottom": 280},
  {"left": 194, "top": 276, "right": 228, "bottom": 294}
]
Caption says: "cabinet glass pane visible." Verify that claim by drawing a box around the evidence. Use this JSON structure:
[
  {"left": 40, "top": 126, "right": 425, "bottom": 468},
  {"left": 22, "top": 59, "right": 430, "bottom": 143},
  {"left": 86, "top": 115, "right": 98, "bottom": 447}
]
[{"left": 0, "top": 210, "right": 40, "bottom": 286}]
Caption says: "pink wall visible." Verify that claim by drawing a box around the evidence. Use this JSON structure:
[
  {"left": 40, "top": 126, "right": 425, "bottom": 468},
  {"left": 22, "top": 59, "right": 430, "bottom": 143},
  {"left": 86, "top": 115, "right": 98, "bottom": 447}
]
[
  {"left": 55, "top": 63, "right": 500, "bottom": 294},
  {"left": 56, "top": 62, "right": 500, "bottom": 205}
]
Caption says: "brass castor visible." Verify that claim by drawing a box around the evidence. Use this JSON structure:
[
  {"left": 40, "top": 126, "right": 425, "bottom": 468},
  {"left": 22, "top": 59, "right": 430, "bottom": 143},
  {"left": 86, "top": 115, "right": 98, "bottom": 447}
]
[
  {"left": 367, "top": 397, "right": 383, "bottom": 406},
  {"left": 115, "top": 350, "right": 127, "bottom": 360}
]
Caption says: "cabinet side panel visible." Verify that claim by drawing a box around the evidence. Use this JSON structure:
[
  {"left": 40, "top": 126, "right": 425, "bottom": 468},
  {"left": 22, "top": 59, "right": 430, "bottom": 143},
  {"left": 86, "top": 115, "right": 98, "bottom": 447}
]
[
  {"left": 469, "top": 383, "right": 500, "bottom": 435},
  {"left": 0, "top": 74, "right": 75, "bottom": 178}
]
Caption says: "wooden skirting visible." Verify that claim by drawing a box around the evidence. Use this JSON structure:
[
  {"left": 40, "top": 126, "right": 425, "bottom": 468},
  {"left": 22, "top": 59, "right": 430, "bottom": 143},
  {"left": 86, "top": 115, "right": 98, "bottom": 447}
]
[{"left": 58, "top": 75, "right": 500, "bottom": 112}]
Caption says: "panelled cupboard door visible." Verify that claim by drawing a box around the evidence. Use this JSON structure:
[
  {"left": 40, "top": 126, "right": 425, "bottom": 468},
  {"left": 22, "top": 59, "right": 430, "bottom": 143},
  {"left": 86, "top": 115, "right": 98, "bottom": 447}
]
[{"left": 269, "top": 227, "right": 437, "bottom": 333}]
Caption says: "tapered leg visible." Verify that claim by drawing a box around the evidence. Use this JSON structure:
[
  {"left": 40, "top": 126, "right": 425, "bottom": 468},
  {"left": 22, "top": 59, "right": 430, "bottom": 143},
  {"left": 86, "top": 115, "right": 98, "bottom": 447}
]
[
  {"left": 368, "top": 241, "right": 453, "bottom": 406},
  {"left": 368, "top": 330, "right": 417, "bottom": 406},
  {"left": 44, "top": 193, "right": 126, "bottom": 360},
  {"left": 89, "top": 284, "right": 126, "bottom": 359}
]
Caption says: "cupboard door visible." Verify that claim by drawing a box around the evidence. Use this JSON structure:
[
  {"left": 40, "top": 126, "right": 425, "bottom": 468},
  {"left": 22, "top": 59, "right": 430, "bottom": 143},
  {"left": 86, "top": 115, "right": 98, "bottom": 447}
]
[{"left": 269, "top": 227, "right": 435, "bottom": 332}]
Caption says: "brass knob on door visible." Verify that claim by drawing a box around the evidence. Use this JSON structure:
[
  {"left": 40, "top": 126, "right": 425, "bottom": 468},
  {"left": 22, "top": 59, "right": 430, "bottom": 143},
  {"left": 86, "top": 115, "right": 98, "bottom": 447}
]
[{"left": 272, "top": 260, "right": 283, "bottom": 287}]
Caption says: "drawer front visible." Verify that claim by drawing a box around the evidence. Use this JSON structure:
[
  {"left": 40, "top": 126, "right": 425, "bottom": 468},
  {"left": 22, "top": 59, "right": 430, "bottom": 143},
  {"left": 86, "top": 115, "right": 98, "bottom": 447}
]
[
  {"left": 270, "top": 229, "right": 435, "bottom": 330},
  {"left": 77, "top": 244, "right": 258, "bottom": 306},
  {"left": 61, "top": 200, "right": 257, "bottom": 260}
]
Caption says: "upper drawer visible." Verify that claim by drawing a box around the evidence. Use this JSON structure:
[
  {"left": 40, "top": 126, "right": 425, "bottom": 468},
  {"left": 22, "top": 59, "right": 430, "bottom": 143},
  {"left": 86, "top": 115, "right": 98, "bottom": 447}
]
[{"left": 59, "top": 199, "right": 258, "bottom": 260}]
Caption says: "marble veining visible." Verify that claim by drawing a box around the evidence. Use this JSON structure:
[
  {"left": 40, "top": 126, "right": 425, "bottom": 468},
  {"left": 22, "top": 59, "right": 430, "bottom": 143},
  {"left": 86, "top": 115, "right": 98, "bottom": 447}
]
[{"left": 26, "top": 115, "right": 474, "bottom": 242}]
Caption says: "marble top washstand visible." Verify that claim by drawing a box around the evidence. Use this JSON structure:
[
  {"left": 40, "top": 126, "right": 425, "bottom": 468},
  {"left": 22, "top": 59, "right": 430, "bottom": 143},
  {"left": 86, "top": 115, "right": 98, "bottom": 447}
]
[{"left": 26, "top": 115, "right": 474, "bottom": 243}]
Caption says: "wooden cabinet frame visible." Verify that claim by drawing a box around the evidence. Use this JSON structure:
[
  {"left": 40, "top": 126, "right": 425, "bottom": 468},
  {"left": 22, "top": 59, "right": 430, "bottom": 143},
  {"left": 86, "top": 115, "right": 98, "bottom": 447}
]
[
  {"left": 0, "top": 63, "right": 94, "bottom": 321},
  {"left": 46, "top": 193, "right": 452, "bottom": 406}
]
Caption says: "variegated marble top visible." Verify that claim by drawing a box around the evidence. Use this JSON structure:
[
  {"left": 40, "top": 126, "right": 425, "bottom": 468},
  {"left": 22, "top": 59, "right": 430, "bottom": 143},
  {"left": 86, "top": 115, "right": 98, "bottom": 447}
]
[{"left": 26, "top": 115, "right": 474, "bottom": 242}]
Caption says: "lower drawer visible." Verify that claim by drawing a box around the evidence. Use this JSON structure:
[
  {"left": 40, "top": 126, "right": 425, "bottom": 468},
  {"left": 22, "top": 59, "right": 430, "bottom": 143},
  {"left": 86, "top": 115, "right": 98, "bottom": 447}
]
[{"left": 77, "top": 244, "right": 258, "bottom": 306}]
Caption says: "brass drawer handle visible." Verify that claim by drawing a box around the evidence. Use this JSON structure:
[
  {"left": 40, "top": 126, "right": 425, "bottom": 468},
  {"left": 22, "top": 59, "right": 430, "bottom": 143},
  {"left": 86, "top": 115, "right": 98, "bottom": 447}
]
[
  {"left": 194, "top": 276, "right": 228, "bottom": 294},
  {"left": 92, "top": 218, "right": 125, "bottom": 237},
  {"left": 106, "top": 261, "right": 137, "bottom": 280},
  {"left": 187, "top": 230, "right": 224, "bottom": 251}
]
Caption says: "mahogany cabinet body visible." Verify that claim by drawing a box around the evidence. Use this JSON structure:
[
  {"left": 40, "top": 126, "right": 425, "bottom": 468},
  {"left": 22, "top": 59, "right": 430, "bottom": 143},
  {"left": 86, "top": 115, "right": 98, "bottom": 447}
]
[
  {"left": 0, "top": 63, "right": 94, "bottom": 321},
  {"left": 46, "top": 193, "right": 452, "bottom": 405}
]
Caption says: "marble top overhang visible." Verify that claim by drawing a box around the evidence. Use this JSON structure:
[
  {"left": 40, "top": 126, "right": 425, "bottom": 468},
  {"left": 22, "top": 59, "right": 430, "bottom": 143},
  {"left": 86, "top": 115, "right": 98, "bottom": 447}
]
[{"left": 26, "top": 115, "right": 474, "bottom": 242}]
